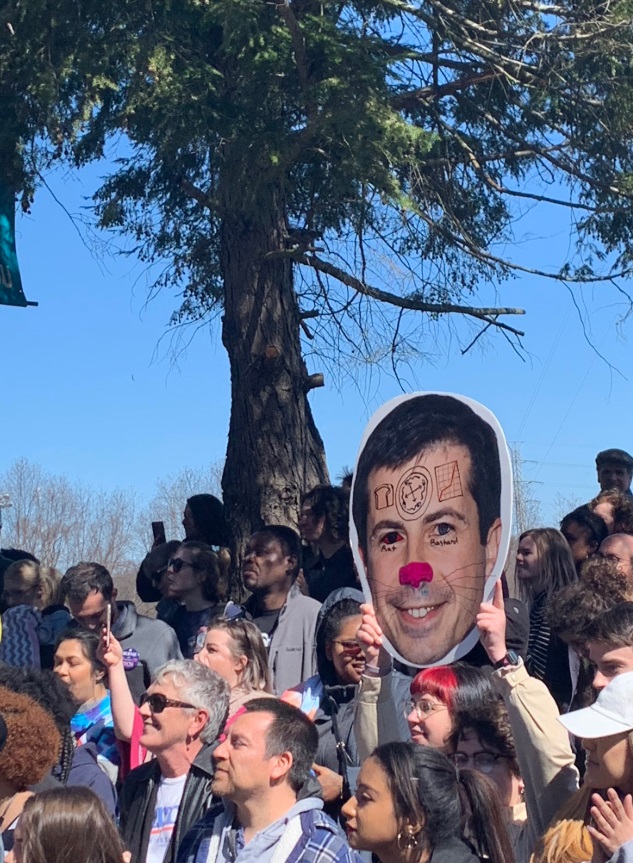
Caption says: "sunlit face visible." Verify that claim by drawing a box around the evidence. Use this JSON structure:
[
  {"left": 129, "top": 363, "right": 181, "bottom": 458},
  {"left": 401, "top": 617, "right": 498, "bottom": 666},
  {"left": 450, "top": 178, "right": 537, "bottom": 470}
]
[
  {"left": 212, "top": 711, "right": 283, "bottom": 801},
  {"left": 298, "top": 502, "right": 325, "bottom": 544},
  {"left": 194, "top": 627, "right": 246, "bottom": 688},
  {"left": 2, "top": 571, "right": 42, "bottom": 609},
  {"left": 589, "top": 641, "right": 633, "bottom": 691},
  {"left": 515, "top": 536, "right": 541, "bottom": 584},
  {"left": 583, "top": 731, "right": 633, "bottom": 792},
  {"left": 325, "top": 615, "right": 365, "bottom": 685},
  {"left": 242, "top": 534, "right": 294, "bottom": 593},
  {"left": 600, "top": 535, "right": 633, "bottom": 579},
  {"left": 362, "top": 443, "right": 501, "bottom": 665},
  {"left": 455, "top": 729, "right": 521, "bottom": 807},
  {"left": 406, "top": 693, "right": 452, "bottom": 749},
  {"left": 561, "top": 521, "right": 595, "bottom": 568},
  {"left": 165, "top": 548, "right": 204, "bottom": 601},
  {"left": 67, "top": 589, "right": 115, "bottom": 632},
  {"left": 598, "top": 464, "right": 633, "bottom": 494},
  {"left": 342, "top": 757, "right": 403, "bottom": 856},
  {"left": 54, "top": 638, "right": 103, "bottom": 705},
  {"left": 139, "top": 677, "right": 204, "bottom": 754}
]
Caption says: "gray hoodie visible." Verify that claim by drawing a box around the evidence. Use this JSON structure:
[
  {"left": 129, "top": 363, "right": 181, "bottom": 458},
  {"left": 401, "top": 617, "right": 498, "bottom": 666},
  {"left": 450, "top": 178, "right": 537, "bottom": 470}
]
[{"left": 112, "top": 600, "right": 182, "bottom": 700}]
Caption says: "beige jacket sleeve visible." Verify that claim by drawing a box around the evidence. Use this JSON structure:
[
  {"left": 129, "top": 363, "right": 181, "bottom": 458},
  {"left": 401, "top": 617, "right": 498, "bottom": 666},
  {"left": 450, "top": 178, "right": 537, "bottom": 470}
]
[
  {"left": 354, "top": 672, "right": 403, "bottom": 762},
  {"left": 493, "top": 659, "right": 580, "bottom": 862}
]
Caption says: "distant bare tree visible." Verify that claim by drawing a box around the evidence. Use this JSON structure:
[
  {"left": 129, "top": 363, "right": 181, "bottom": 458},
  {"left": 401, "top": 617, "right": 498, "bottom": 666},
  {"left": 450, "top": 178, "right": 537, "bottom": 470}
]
[
  {"left": 137, "top": 462, "right": 224, "bottom": 549},
  {"left": 551, "top": 492, "right": 584, "bottom": 526},
  {"left": 0, "top": 458, "right": 143, "bottom": 578}
]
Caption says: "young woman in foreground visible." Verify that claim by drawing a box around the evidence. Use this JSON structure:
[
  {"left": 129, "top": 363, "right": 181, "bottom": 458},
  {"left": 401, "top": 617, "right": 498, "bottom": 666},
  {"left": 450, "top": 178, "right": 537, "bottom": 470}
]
[{"left": 342, "top": 742, "right": 514, "bottom": 863}]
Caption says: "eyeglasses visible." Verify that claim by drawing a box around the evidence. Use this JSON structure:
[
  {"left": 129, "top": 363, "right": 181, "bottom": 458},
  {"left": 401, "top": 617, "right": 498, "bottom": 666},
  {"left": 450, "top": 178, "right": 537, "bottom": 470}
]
[
  {"left": 331, "top": 639, "right": 364, "bottom": 654},
  {"left": 450, "top": 751, "right": 511, "bottom": 774},
  {"left": 167, "top": 557, "right": 199, "bottom": 574},
  {"left": 404, "top": 699, "right": 448, "bottom": 719},
  {"left": 139, "top": 692, "right": 195, "bottom": 713}
]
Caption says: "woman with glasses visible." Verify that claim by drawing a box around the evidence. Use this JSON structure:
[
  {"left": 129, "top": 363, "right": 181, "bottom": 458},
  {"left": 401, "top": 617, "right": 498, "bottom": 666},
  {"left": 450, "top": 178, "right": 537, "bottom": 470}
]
[
  {"left": 53, "top": 628, "right": 120, "bottom": 783},
  {"left": 354, "top": 605, "right": 497, "bottom": 761},
  {"left": 450, "top": 699, "right": 529, "bottom": 859},
  {"left": 161, "top": 541, "right": 226, "bottom": 658},
  {"left": 194, "top": 614, "right": 274, "bottom": 718},
  {"left": 282, "top": 588, "right": 366, "bottom": 819},
  {"left": 342, "top": 742, "right": 515, "bottom": 863}
]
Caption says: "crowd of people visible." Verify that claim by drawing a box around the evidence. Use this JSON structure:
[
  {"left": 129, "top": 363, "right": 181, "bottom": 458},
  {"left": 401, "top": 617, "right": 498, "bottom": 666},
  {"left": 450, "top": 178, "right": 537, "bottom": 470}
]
[{"left": 2, "top": 447, "right": 633, "bottom": 863}]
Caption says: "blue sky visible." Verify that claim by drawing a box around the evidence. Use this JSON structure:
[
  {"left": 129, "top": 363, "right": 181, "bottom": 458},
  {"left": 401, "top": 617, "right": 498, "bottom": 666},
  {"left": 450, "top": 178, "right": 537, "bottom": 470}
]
[{"left": 4, "top": 161, "right": 632, "bottom": 524}]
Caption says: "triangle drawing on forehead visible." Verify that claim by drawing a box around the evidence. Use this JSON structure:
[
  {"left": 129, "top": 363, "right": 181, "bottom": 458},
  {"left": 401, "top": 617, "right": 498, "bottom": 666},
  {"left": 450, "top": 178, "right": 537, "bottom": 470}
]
[{"left": 349, "top": 391, "right": 513, "bottom": 668}]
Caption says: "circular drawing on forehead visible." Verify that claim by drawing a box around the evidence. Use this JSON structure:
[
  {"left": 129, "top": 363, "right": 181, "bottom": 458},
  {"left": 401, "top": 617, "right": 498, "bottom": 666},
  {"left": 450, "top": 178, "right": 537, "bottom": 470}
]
[
  {"left": 396, "top": 466, "right": 433, "bottom": 520},
  {"left": 349, "top": 390, "right": 513, "bottom": 670}
]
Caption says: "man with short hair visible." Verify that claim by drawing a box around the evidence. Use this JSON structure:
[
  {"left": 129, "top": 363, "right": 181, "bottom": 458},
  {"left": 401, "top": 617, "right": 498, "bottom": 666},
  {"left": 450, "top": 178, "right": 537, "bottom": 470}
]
[
  {"left": 61, "top": 561, "right": 182, "bottom": 701},
  {"left": 121, "top": 660, "right": 230, "bottom": 863},
  {"left": 585, "top": 603, "right": 633, "bottom": 691},
  {"left": 596, "top": 448, "right": 633, "bottom": 494},
  {"left": 243, "top": 526, "right": 320, "bottom": 694},
  {"left": 177, "top": 699, "right": 361, "bottom": 863},
  {"left": 599, "top": 534, "right": 633, "bottom": 580}
]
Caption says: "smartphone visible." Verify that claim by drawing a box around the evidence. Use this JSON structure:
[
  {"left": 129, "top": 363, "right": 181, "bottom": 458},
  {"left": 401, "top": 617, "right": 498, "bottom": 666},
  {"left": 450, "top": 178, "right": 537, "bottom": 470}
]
[
  {"left": 152, "top": 520, "right": 166, "bottom": 545},
  {"left": 105, "top": 604, "right": 112, "bottom": 650}
]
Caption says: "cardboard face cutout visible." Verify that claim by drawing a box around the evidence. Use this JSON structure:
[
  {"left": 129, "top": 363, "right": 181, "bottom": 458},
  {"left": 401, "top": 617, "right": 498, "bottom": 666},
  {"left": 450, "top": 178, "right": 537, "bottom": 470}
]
[{"left": 350, "top": 392, "right": 512, "bottom": 668}]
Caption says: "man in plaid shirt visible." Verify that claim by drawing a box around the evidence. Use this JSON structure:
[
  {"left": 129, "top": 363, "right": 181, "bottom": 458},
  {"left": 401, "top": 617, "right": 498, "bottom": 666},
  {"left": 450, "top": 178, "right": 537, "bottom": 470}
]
[{"left": 177, "top": 699, "right": 361, "bottom": 863}]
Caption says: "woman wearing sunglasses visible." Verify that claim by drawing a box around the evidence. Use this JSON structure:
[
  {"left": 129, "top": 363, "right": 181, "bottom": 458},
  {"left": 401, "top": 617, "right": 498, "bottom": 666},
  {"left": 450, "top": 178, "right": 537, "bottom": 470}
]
[
  {"left": 161, "top": 542, "right": 226, "bottom": 658},
  {"left": 342, "top": 742, "right": 514, "bottom": 863}
]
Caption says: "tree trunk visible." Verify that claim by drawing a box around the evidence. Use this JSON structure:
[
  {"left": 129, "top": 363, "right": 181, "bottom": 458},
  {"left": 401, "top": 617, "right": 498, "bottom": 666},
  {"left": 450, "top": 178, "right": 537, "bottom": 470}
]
[{"left": 220, "top": 184, "right": 328, "bottom": 594}]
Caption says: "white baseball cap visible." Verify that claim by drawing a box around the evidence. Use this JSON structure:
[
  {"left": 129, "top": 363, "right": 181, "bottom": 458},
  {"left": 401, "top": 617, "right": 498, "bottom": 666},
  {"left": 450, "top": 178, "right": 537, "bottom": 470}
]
[{"left": 559, "top": 671, "right": 633, "bottom": 739}]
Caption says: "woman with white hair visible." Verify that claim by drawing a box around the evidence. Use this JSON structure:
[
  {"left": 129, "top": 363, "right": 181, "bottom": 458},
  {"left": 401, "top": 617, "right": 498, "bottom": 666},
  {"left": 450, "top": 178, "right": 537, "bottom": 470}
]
[{"left": 119, "top": 660, "right": 230, "bottom": 863}]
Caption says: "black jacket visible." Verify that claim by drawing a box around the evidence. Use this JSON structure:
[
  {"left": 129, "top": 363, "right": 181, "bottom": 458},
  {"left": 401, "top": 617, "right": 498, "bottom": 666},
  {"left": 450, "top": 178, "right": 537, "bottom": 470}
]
[{"left": 120, "top": 743, "right": 216, "bottom": 863}]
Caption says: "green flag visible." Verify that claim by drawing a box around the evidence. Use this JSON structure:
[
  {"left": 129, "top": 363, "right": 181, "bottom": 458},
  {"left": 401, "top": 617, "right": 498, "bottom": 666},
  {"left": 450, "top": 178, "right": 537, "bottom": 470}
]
[{"left": 0, "top": 181, "right": 36, "bottom": 307}]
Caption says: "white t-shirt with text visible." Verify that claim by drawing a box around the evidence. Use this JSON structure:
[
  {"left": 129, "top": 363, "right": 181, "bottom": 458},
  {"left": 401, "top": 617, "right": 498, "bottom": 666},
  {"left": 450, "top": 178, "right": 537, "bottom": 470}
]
[{"left": 145, "top": 773, "right": 187, "bottom": 863}]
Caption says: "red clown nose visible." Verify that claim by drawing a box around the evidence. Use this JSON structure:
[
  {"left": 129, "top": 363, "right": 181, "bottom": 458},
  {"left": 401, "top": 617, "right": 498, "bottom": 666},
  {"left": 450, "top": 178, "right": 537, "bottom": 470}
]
[{"left": 399, "top": 562, "right": 434, "bottom": 589}]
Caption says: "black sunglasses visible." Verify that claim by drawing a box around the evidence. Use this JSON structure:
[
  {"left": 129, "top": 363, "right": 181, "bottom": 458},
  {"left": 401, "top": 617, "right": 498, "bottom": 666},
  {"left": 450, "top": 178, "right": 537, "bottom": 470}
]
[
  {"left": 167, "top": 557, "right": 199, "bottom": 574},
  {"left": 139, "top": 692, "right": 195, "bottom": 713}
]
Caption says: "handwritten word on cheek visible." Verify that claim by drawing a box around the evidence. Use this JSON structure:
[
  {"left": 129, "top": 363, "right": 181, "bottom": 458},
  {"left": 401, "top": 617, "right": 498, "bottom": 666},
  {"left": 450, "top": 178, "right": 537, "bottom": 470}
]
[{"left": 430, "top": 537, "right": 458, "bottom": 547}]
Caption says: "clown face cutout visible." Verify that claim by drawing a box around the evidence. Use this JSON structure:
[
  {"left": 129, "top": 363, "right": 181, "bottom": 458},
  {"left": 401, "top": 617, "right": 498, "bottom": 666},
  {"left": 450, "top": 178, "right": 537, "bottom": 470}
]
[{"left": 350, "top": 393, "right": 512, "bottom": 667}]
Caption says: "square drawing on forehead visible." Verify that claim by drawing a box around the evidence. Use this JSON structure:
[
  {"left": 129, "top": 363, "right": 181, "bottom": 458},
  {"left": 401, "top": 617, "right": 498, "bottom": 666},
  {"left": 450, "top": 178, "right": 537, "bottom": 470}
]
[{"left": 435, "top": 461, "right": 463, "bottom": 502}]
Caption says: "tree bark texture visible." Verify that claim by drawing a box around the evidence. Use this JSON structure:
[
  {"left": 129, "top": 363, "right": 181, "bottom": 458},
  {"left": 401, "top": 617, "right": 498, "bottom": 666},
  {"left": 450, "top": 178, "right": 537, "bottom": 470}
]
[{"left": 220, "top": 184, "right": 329, "bottom": 590}]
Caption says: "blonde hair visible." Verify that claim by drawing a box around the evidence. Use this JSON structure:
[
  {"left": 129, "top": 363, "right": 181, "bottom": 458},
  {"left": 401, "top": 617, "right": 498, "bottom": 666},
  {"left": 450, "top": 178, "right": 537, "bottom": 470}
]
[
  {"left": 3, "top": 561, "right": 63, "bottom": 608},
  {"left": 206, "top": 617, "right": 272, "bottom": 692},
  {"left": 530, "top": 786, "right": 594, "bottom": 863}
]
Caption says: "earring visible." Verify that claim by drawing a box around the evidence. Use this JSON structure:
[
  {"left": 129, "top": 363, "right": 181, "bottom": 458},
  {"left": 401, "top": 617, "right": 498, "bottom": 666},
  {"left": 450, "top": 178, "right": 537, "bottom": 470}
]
[{"left": 397, "top": 829, "right": 420, "bottom": 852}]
